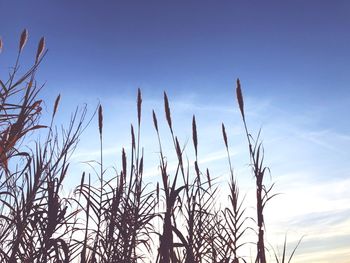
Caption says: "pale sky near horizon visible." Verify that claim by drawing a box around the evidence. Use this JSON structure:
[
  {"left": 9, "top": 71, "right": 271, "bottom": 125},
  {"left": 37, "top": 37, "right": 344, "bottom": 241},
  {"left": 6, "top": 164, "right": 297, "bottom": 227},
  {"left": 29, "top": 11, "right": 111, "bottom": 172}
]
[{"left": 1, "top": 1, "right": 350, "bottom": 262}]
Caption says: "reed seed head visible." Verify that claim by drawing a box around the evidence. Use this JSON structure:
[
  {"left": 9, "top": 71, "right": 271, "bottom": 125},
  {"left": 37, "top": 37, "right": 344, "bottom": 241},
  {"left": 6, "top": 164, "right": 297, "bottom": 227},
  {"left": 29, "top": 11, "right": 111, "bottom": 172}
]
[
  {"left": 36, "top": 37, "right": 45, "bottom": 62},
  {"left": 122, "top": 148, "right": 127, "bottom": 176},
  {"left": 192, "top": 115, "right": 198, "bottom": 156},
  {"left": 164, "top": 92, "right": 172, "bottom": 130},
  {"left": 53, "top": 94, "right": 61, "bottom": 117},
  {"left": 19, "top": 29, "right": 28, "bottom": 52},
  {"left": 152, "top": 110, "right": 158, "bottom": 132},
  {"left": 222, "top": 123, "right": 228, "bottom": 148},
  {"left": 137, "top": 88, "right": 142, "bottom": 126},
  {"left": 206, "top": 168, "right": 211, "bottom": 188},
  {"left": 236, "top": 78, "right": 245, "bottom": 120},
  {"left": 98, "top": 104, "right": 103, "bottom": 136},
  {"left": 32, "top": 100, "right": 42, "bottom": 110}
]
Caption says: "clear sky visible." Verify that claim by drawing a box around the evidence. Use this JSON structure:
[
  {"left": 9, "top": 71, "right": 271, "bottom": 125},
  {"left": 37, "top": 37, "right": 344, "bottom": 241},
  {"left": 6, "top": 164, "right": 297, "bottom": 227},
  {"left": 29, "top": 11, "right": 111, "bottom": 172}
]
[{"left": 1, "top": 1, "right": 350, "bottom": 262}]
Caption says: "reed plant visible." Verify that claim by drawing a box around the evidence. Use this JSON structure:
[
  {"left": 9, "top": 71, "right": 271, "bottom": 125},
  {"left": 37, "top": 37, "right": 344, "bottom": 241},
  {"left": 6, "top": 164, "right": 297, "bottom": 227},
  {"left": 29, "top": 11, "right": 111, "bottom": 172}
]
[
  {"left": 0, "top": 30, "right": 87, "bottom": 263},
  {"left": 0, "top": 31, "right": 301, "bottom": 263}
]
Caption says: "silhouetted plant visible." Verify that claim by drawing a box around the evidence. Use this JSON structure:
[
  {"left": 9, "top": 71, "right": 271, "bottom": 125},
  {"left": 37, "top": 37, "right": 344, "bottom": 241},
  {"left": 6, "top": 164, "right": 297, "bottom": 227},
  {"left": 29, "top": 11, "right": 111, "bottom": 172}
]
[
  {"left": 0, "top": 30, "right": 87, "bottom": 263},
  {"left": 0, "top": 31, "right": 302, "bottom": 263},
  {"left": 74, "top": 90, "right": 157, "bottom": 263}
]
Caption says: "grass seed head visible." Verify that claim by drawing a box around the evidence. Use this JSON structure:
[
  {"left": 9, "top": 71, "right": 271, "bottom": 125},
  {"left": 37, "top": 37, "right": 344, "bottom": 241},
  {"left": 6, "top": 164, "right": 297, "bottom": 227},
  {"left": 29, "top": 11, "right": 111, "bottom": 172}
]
[
  {"left": 164, "top": 92, "right": 172, "bottom": 130},
  {"left": 0, "top": 37, "right": 3, "bottom": 53},
  {"left": 137, "top": 88, "right": 142, "bottom": 126},
  {"left": 53, "top": 94, "right": 61, "bottom": 117},
  {"left": 192, "top": 115, "right": 198, "bottom": 156},
  {"left": 222, "top": 123, "right": 228, "bottom": 148},
  {"left": 122, "top": 148, "right": 127, "bottom": 176},
  {"left": 19, "top": 29, "right": 28, "bottom": 52},
  {"left": 236, "top": 78, "right": 245, "bottom": 120},
  {"left": 36, "top": 37, "right": 45, "bottom": 62},
  {"left": 206, "top": 168, "right": 211, "bottom": 188},
  {"left": 152, "top": 110, "right": 158, "bottom": 132},
  {"left": 98, "top": 104, "right": 103, "bottom": 136}
]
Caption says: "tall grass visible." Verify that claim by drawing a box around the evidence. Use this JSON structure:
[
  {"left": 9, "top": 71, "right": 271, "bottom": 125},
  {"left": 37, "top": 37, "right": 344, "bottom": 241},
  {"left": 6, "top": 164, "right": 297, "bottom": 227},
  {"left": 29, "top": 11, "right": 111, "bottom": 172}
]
[
  {"left": 0, "top": 30, "right": 87, "bottom": 262},
  {"left": 0, "top": 31, "right": 301, "bottom": 263}
]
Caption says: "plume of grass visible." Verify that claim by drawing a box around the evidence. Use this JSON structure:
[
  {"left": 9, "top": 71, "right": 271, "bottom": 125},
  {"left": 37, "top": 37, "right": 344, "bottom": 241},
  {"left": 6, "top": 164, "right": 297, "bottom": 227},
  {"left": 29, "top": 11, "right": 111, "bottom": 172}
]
[
  {"left": 35, "top": 37, "right": 45, "bottom": 63},
  {"left": 0, "top": 30, "right": 88, "bottom": 263},
  {"left": 19, "top": 29, "right": 28, "bottom": 53},
  {"left": 164, "top": 92, "right": 172, "bottom": 133},
  {"left": 153, "top": 94, "right": 181, "bottom": 263},
  {"left": 192, "top": 115, "right": 198, "bottom": 158},
  {"left": 235, "top": 78, "right": 280, "bottom": 263},
  {"left": 0, "top": 30, "right": 302, "bottom": 263},
  {"left": 154, "top": 99, "right": 219, "bottom": 263},
  {"left": 52, "top": 94, "right": 61, "bottom": 118},
  {"left": 75, "top": 89, "right": 156, "bottom": 263}
]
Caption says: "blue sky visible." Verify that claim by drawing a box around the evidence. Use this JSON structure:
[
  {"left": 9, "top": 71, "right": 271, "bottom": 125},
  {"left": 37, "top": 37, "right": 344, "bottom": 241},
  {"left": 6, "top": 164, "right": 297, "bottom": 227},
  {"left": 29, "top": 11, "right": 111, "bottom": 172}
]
[{"left": 1, "top": 1, "right": 350, "bottom": 262}]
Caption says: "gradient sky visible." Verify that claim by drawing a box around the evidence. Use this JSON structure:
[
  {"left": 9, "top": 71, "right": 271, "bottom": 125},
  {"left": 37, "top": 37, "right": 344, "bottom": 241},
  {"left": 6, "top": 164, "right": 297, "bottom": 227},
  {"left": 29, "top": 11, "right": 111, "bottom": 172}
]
[{"left": 1, "top": 1, "right": 350, "bottom": 262}]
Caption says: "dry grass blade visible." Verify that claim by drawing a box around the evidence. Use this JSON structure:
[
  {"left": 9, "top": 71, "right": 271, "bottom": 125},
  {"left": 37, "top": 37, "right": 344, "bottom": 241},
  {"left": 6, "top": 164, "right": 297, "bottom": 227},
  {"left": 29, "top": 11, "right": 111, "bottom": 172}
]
[
  {"left": 80, "top": 172, "right": 86, "bottom": 193},
  {"left": 19, "top": 29, "right": 28, "bottom": 52},
  {"left": 273, "top": 236, "right": 304, "bottom": 263},
  {"left": 236, "top": 78, "right": 245, "bottom": 120}
]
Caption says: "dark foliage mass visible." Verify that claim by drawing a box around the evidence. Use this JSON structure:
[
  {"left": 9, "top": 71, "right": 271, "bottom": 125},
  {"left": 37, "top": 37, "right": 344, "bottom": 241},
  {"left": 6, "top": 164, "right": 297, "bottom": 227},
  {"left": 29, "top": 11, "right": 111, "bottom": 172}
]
[{"left": 0, "top": 31, "right": 301, "bottom": 263}]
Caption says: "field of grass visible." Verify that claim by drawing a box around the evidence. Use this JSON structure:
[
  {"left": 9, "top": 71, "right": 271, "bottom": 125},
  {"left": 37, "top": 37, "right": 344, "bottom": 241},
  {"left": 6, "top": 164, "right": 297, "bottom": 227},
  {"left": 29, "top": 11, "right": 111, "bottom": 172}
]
[{"left": 0, "top": 30, "right": 301, "bottom": 263}]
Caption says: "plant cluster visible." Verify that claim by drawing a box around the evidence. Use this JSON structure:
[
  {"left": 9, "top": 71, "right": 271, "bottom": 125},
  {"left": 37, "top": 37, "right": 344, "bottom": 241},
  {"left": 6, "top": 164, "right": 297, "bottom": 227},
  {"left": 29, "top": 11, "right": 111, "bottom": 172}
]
[{"left": 0, "top": 31, "right": 300, "bottom": 263}]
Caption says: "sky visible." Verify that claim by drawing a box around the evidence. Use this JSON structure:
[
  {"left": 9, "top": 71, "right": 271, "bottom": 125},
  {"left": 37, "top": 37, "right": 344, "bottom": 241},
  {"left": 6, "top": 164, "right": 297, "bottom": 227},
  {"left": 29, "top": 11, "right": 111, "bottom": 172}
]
[{"left": 1, "top": 1, "right": 350, "bottom": 262}]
